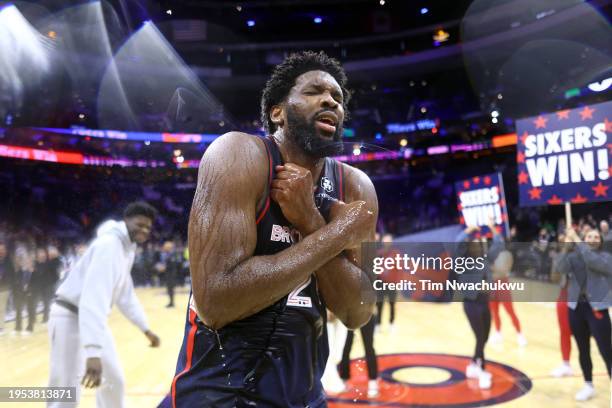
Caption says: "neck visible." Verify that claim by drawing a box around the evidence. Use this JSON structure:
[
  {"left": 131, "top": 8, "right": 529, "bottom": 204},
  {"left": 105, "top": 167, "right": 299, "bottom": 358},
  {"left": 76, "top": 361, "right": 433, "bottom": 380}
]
[{"left": 272, "top": 129, "right": 325, "bottom": 180}]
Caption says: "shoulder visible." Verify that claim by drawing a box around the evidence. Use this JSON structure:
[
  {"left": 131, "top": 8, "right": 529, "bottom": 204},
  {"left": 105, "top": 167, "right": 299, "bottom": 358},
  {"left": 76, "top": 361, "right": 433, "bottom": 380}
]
[
  {"left": 338, "top": 162, "right": 377, "bottom": 203},
  {"left": 198, "top": 132, "right": 269, "bottom": 184},
  {"left": 91, "top": 234, "right": 123, "bottom": 254},
  {"left": 203, "top": 132, "right": 267, "bottom": 165}
]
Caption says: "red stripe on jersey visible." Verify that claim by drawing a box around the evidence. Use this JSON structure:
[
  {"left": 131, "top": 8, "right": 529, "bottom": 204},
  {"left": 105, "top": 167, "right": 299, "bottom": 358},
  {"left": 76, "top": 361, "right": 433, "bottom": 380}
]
[
  {"left": 256, "top": 138, "right": 273, "bottom": 225},
  {"left": 338, "top": 162, "right": 345, "bottom": 202},
  {"left": 171, "top": 309, "right": 198, "bottom": 408},
  {"left": 256, "top": 198, "right": 270, "bottom": 225}
]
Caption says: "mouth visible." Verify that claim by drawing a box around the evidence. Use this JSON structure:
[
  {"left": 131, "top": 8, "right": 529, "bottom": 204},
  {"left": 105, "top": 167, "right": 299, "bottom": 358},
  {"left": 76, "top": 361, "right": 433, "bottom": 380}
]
[{"left": 314, "top": 113, "right": 338, "bottom": 136}]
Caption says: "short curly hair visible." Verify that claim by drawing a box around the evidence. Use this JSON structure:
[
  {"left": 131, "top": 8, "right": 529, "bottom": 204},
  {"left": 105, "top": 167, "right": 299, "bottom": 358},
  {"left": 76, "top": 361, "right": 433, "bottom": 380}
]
[
  {"left": 123, "top": 201, "right": 158, "bottom": 221},
  {"left": 260, "top": 51, "right": 350, "bottom": 134}
]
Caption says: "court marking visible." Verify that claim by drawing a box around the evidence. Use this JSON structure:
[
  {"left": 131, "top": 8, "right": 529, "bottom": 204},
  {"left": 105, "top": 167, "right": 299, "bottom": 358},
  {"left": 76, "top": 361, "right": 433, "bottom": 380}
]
[{"left": 328, "top": 353, "right": 532, "bottom": 408}]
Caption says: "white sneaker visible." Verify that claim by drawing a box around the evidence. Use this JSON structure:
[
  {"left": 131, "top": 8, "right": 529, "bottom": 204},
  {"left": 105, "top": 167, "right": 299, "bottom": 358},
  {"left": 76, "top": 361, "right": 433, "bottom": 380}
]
[
  {"left": 478, "top": 370, "right": 492, "bottom": 389},
  {"left": 389, "top": 323, "right": 397, "bottom": 334},
  {"left": 374, "top": 325, "right": 381, "bottom": 336},
  {"left": 490, "top": 331, "right": 503, "bottom": 344},
  {"left": 20, "top": 330, "right": 32, "bottom": 337},
  {"left": 367, "top": 379, "right": 379, "bottom": 398},
  {"left": 466, "top": 362, "right": 482, "bottom": 379},
  {"left": 517, "top": 333, "right": 528, "bottom": 347},
  {"left": 550, "top": 363, "right": 573, "bottom": 378},
  {"left": 574, "top": 383, "right": 595, "bottom": 401}
]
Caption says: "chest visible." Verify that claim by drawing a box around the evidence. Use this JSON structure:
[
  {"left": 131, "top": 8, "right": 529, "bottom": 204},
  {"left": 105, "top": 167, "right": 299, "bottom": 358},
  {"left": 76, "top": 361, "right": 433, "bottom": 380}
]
[{"left": 255, "top": 158, "right": 343, "bottom": 255}]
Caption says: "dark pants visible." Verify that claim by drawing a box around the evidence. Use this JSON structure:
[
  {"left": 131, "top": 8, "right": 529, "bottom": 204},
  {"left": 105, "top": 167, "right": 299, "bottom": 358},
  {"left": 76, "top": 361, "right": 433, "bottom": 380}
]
[
  {"left": 13, "top": 288, "right": 28, "bottom": 331},
  {"left": 26, "top": 283, "right": 54, "bottom": 329},
  {"left": 463, "top": 294, "right": 491, "bottom": 368},
  {"left": 568, "top": 302, "right": 612, "bottom": 382},
  {"left": 376, "top": 290, "right": 397, "bottom": 325},
  {"left": 40, "top": 284, "right": 55, "bottom": 322},
  {"left": 26, "top": 288, "right": 37, "bottom": 331},
  {"left": 167, "top": 284, "right": 175, "bottom": 306},
  {"left": 339, "top": 317, "right": 378, "bottom": 380}
]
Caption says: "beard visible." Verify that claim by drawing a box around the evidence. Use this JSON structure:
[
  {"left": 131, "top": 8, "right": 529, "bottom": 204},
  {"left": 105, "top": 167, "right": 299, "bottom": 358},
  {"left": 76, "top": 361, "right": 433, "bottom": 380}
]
[{"left": 285, "top": 106, "right": 344, "bottom": 158}]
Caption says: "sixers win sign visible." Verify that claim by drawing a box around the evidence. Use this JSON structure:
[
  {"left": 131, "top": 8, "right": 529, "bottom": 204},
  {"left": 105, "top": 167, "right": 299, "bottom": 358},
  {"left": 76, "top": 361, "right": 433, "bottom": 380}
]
[
  {"left": 516, "top": 100, "right": 611, "bottom": 206},
  {"left": 455, "top": 173, "right": 509, "bottom": 238}
]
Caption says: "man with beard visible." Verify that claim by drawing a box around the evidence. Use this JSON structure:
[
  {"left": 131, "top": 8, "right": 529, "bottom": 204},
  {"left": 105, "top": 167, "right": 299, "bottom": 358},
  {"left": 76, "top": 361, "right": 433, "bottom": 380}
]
[{"left": 168, "top": 51, "right": 378, "bottom": 407}]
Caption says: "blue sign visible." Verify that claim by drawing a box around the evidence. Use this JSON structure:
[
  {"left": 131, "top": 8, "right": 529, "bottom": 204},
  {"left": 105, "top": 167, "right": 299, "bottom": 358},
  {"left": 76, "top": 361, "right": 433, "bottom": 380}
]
[
  {"left": 455, "top": 173, "right": 509, "bottom": 238},
  {"left": 515, "top": 100, "right": 611, "bottom": 206}
]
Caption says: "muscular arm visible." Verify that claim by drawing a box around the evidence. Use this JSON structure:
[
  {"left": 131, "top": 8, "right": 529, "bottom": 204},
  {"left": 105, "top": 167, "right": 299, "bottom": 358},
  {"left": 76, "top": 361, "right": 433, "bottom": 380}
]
[
  {"left": 309, "top": 165, "right": 378, "bottom": 329},
  {"left": 189, "top": 132, "right": 370, "bottom": 329}
]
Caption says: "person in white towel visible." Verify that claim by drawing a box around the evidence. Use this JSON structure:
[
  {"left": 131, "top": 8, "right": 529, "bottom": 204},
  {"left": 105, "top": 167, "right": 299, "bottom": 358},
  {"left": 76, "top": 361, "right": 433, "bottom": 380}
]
[{"left": 48, "top": 201, "right": 161, "bottom": 408}]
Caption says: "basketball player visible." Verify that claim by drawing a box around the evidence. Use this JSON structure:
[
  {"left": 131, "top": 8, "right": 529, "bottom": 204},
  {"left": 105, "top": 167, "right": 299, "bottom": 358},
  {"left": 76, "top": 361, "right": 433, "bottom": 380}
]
[
  {"left": 169, "top": 51, "right": 378, "bottom": 407},
  {"left": 48, "top": 202, "right": 161, "bottom": 408}
]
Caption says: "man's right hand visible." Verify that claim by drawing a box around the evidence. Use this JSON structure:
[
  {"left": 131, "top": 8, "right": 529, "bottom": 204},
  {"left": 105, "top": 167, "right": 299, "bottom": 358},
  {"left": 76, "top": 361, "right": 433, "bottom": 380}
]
[
  {"left": 271, "top": 163, "right": 323, "bottom": 234},
  {"left": 81, "top": 357, "right": 102, "bottom": 388},
  {"left": 330, "top": 200, "right": 374, "bottom": 249}
]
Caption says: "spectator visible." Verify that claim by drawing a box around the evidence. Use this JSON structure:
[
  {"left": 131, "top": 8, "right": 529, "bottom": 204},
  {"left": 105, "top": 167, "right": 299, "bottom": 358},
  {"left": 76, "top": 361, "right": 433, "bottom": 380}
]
[
  {"left": 156, "top": 241, "right": 183, "bottom": 308},
  {"left": 0, "top": 242, "right": 13, "bottom": 335},
  {"left": 43, "top": 245, "right": 62, "bottom": 322},
  {"left": 13, "top": 243, "right": 34, "bottom": 335},
  {"left": 26, "top": 247, "right": 48, "bottom": 332}
]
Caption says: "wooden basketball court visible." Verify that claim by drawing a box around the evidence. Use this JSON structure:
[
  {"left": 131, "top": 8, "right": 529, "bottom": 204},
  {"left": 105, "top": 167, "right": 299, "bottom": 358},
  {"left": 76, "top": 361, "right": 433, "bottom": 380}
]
[{"left": 1, "top": 287, "right": 609, "bottom": 407}]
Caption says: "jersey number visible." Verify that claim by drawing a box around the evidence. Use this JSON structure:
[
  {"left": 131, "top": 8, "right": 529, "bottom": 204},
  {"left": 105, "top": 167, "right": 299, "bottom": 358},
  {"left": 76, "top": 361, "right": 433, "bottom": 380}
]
[{"left": 287, "top": 277, "right": 313, "bottom": 308}]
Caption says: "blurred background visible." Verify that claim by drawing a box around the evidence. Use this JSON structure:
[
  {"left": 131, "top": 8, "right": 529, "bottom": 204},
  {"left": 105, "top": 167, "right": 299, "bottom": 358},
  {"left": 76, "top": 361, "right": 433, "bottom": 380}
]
[
  {"left": 0, "top": 1, "right": 610, "bottom": 405},
  {"left": 0, "top": 0, "right": 609, "bottom": 246}
]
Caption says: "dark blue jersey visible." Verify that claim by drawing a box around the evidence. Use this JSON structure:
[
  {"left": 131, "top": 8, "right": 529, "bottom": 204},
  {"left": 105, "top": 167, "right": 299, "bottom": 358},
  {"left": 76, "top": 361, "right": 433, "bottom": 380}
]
[{"left": 168, "top": 136, "right": 345, "bottom": 408}]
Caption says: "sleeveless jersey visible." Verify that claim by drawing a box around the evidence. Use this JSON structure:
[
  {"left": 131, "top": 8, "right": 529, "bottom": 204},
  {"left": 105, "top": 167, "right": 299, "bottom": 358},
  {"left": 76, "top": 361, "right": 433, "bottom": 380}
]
[{"left": 168, "top": 136, "right": 345, "bottom": 408}]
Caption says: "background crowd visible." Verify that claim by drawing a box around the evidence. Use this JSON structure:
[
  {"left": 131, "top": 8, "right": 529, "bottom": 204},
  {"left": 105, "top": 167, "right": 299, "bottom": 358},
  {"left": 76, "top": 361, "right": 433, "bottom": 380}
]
[{"left": 0, "top": 202, "right": 609, "bottom": 336}]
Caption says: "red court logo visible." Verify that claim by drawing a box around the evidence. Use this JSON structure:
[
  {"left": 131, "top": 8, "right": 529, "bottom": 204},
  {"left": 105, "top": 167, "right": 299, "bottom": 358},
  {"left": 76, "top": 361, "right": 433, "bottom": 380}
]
[{"left": 328, "top": 353, "right": 531, "bottom": 407}]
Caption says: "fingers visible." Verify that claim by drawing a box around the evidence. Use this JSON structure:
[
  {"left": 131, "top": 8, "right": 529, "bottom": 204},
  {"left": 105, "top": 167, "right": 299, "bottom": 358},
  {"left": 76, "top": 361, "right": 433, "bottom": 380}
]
[
  {"left": 273, "top": 171, "right": 293, "bottom": 180},
  {"left": 274, "top": 169, "right": 303, "bottom": 181},
  {"left": 275, "top": 163, "right": 303, "bottom": 173},
  {"left": 275, "top": 164, "right": 310, "bottom": 177},
  {"left": 93, "top": 374, "right": 101, "bottom": 388},
  {"left": 81, "top": 372, "right": 101, "bottom": 388},
  {"left": 270, "top": 180, "right": 289, "bottom": 190},
  {"left": 270, "top": 178, "right": 307, "bottom": 193},
  {"left": 270, "top": 188, "right": 289, "bottom": 203}
]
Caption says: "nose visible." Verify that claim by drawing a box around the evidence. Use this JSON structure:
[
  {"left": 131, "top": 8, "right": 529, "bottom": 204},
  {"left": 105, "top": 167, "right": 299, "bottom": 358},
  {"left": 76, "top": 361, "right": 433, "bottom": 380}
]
[{"left": 320, "top": 91, "right": 338, "bottom": 109}]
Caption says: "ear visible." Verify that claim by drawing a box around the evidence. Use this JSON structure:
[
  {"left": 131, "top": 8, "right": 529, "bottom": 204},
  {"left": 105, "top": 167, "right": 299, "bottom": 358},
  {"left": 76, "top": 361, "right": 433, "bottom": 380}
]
[{"left": 270, "top": 105, "right": 284, "bottom": 128}]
